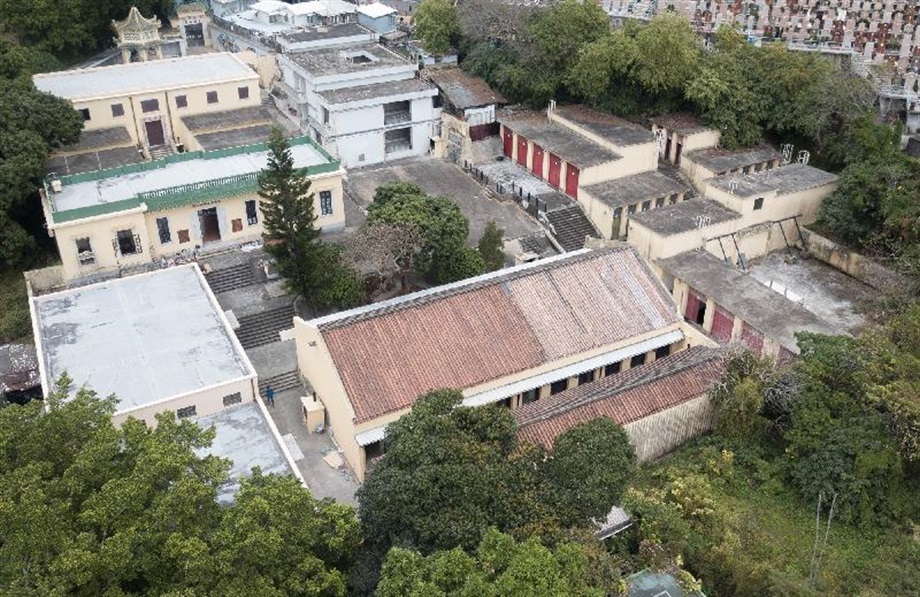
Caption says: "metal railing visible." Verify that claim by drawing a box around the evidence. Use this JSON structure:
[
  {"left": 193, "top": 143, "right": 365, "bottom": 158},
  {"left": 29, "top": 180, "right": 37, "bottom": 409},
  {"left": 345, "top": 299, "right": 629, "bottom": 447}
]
[{"left": 384, "top": 111, "right": 412, "bottom": 126}]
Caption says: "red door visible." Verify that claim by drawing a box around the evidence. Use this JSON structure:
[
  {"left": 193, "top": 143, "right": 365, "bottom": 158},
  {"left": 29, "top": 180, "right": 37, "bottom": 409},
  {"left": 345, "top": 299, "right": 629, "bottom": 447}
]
[
  {"left": 503, "top": 127, "right": 513, "bottom": 157},
  {"left": 516, "top": 135, "right": 528, "bottom": 166},
  {"left": 565, "top": 164, "right": 580, "bottom": 199},
  {"left": 548, "top": 153, "right": 562, "bottom": 188},
  {"left": 711, "top": 307, "right": 734, "bottom": 344},
  {"left": 741, "top": 323, "right": 764, "bottom": 355},
  {"left": 685, "top": 292, "right": 705, "bottom": 325},
  {"left": 145, "top": 119, "right": 165, "bottom": 147},
  {"left": 532, "top": 144, "right": 544, "bottom": 178}
]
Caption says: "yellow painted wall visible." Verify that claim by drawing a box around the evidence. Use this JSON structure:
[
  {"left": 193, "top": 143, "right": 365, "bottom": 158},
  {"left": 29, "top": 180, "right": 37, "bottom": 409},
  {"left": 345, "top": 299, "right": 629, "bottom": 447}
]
[{"left": 112, "top": 375, "right": 257, "bottom": 427}]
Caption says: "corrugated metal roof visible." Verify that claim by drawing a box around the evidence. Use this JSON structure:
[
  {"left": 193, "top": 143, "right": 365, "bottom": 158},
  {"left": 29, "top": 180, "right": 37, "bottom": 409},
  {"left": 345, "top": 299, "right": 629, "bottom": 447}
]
[{"left": 317, "top": 247, "right": 681, "bottom": 423}]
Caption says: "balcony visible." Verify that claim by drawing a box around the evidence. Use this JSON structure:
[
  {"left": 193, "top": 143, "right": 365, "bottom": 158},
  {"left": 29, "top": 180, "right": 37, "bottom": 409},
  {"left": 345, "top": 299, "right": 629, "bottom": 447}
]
[
  {"left": 384, "top": 110, "right": 411, "bottom": 126},
  {"left": 385, "top": 139, "right": 412, "bottom": 154}
]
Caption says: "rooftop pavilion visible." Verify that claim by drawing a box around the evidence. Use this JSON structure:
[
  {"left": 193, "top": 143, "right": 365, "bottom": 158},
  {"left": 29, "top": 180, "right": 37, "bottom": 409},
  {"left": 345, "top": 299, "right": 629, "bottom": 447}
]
[
  {"left": 32, "top": 265, "right": 256, "bottom": 418},
  {"left": 32, "top": 53, "right": 254, "bottom": 102}
]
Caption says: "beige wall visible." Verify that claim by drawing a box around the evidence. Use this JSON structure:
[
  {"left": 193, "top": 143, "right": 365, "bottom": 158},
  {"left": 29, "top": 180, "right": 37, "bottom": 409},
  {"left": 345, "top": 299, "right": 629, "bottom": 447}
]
[
  {"left": 73, "top": 74, "right": 260, "bottom": 151},
  {"left": 625, "top": 394, "right": 713, "bottom": 463},
  {"left": 652, "top": 124, "right": 721, "bottom": 164},
  {"left": 581, "top": 191, "right": 689, "bottom": 241},
  {"left": 49, "top": 171, "right": 345, "bottom": 281},
  {"left": 112, "top": 375, "right": 257, "bottom": 427},
  {"left": 238, "top": 50, "right": 280, "bottom": 90}
]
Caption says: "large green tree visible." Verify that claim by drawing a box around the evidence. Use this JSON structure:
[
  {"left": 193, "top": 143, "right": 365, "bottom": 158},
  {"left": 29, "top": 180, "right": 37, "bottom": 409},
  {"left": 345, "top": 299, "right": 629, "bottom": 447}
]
[
  {"left": 414, "top": 0, "right": 459, "bottom": 56},
  {"left": 376, "top": 528, "right": 615, "bottom": 596},
  {"left": 258, "top": 128, "right": 324, "bottom": 304},
  {"left": 366, "top": 183, "right": 484, "bottom": 284},
  {"left": 0, "top": 376, "right": 358, "bottom": 595}
]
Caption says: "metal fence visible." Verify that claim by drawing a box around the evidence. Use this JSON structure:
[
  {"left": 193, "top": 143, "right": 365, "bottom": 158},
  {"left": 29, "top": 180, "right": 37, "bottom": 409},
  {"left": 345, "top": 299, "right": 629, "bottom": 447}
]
[{"left": 464, "top": 162, "right": 547, "bottom": 219}]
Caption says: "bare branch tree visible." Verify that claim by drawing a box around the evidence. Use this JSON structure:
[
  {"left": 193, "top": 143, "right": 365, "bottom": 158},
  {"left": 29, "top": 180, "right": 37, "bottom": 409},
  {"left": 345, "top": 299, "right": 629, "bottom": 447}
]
[{"left": 342, "top": 221, "right": 425, "bottom": 296}]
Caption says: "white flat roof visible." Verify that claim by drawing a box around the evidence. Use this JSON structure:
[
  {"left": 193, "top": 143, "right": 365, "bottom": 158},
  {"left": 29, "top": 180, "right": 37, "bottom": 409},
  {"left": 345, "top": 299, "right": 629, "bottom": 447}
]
[
  {"left": 33, "top": 53, "right": 256, "bottom": 102},
  {"left": 358, "top": 3, "right": 397, "bottom": 18},
  {"left": 54, "top": 143, "right": 329, "bottom": 212},
  {"left": 195, "top": 402, "right": 297, "bottom": 504},
  {"left": 34, "top": 265, "right": 253, "bottom": 413}
]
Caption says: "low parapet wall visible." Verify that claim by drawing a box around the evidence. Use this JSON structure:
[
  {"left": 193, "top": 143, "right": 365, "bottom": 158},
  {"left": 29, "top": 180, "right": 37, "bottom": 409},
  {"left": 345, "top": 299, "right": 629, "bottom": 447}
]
[
  {"left": 800, "top": 228, "right": 903, "bottom": 292},
  {"left": 23, "top": 266, "right": 65, "bottom": 294}
]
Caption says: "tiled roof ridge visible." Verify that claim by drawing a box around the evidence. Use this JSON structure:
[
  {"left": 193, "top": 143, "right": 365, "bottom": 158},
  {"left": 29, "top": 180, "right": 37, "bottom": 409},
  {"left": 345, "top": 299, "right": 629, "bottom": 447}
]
[
  {"left": 515, "top": 345, "right": 723, "bottom": 428},
  {"left": 315, "top": 247, "right": 633, "bottom": 330}
]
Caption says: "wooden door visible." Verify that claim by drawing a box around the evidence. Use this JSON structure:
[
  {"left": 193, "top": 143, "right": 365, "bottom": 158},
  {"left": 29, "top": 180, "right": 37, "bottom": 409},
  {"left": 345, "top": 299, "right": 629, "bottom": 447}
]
[
  {"left": 565, "top": 164, "right": 580, "bottom": 199},
  {"left": 532, "top": 144, "right": 544, "bottom": 178},
  {"left": 145, "top": 119, "right": 165, "bottom": 146},
  {"left": 516, "top": 135, "right": 528, "bottom": 166},
  {"left": 711, "top": 307, "right": 734, "bottom": 343},
  {"left": 548, "top": 153, "right": 562, "bottom": 188}
]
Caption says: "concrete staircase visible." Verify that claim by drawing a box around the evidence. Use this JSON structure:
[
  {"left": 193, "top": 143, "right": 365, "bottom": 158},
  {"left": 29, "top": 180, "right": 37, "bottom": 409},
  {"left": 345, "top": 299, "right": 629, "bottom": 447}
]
[
  {"left": 258, "top": 370, "right": 304, "bottom": 396},
  {"left": 204, "top": 262, "right": 257, "bottom": 294},
  {"left": 149, "top": 145, "right": 174, "bottom": 161},
  {"left": 235, "top": 303, "right": 295, "bottom": 349},
  {"left": 543, "top": 204, "right": 601, "bottom": 252}
]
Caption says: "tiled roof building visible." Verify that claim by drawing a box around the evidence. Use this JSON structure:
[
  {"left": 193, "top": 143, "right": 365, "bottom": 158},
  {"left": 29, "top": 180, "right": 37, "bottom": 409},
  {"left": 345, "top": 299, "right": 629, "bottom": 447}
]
[{"left": 295, "top": 246, "right": 715, "bottom": 479}]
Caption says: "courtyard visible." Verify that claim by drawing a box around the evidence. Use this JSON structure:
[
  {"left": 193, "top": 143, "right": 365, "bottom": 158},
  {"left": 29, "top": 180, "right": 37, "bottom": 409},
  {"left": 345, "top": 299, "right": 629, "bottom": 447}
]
[{"left": 343, "top": 156, "right": 542, "bottom": 244}]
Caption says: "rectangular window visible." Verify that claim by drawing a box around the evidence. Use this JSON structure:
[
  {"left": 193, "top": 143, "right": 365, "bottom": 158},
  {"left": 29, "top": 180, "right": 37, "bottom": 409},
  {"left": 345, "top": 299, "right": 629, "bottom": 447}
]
[
  {"left": 578, "top": 370, "right": 595, "bottom": 385},
  {"left": 177, "top": 229, "right": 190, "bottom": 244},
  {"left": 655, "top": 345, "right": 671, "bottom": 360},
  {"left": 237, "top": 86, "right": 249, "bottom": 100},
  {"left": 176, "top": 405, "right": 197, "bottom": 419},
  {"left": 156, "top": 217, "right": 171, "bottom": 244},
  {"left": 245, "top": 199, "right": 259, "bottom": 225},
  {"left": 223, "top": 392, "right": 242, "bottom": 406},
  {"left": 115, "top": 229, "right": 140, "bottom": 255},
  {"left": 604, "top": 362, "right": 621, "bottom": 377},
  {"left": 630, "top": 353, "right": 647, "bottom": 368},
  {"left": 78, "top": 108, "right": 90, "bottom": 121},
  {"left": 206, "top": 90, "right": 218, "bottom": 104},
  {"left": 322, "top": 107, "right": 330, "bottom": 124},
  {"left": 641, "top": 200, "right": 651, "bottom": 212},
  {"left": 232, "top": 218, "right": 243, "bottom": 232},
  {"left": 320, "top": 191, "right": 333, "bottom": 216},
  {"left": 75, "top": 237, "right": 94, "bottom": 265},
  {"left": 655, "top": 196, "right": 665, "bottom": 208},
  {"left": 550, "top": 379, "right": 568, "bottom": 395},
  {"left": 111, "top": 103, "right": 124, "bottom": 117},
  {"left": 175, "top": 95, "right": 188, "bottom": 109},
  {"left": 521, "top": 388, "right": 538, "bottom": 405},
  {"left": 754, "top": 197, "right": 764, "bottom": 210},
  {"left": 627, "top": 204, "right": 636, "bottom": 215},
  {"left": 668, "top": 194, "right": 679, "bottom": 205},
  {"left": 140, "top": 99, "right": 159, "bottom": 113}
]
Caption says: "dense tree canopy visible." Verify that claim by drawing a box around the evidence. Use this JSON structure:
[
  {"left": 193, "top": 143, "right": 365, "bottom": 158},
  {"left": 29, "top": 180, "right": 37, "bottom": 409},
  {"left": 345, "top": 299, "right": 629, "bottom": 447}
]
[
  {"left": 0, "top": 377, "right": 359, "bottom": 595},
  {"left": 413, "top": 0, "right": 459, "bottom": 56}
]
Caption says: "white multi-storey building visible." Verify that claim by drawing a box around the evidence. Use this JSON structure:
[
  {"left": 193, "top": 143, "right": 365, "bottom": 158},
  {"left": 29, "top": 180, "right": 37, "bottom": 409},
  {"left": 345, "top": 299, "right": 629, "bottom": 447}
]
[{"left": 278, "top": 42, "right": 439, "bottom": 166}]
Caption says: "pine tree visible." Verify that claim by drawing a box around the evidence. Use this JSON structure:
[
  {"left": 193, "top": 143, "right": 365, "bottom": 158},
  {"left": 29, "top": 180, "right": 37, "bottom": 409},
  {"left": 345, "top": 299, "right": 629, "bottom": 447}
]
[
  {"left": 477, "top": 220, "right": 505, "bottom": 272},
  {"left": 258, "top": 128, "right": 322, "bottom": 304}
]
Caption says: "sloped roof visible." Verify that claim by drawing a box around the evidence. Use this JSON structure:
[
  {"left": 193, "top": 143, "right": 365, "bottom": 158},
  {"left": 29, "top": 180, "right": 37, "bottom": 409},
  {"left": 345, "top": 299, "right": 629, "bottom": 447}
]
[
  {"left": 516, "top": 346, "right": 723, "bottom": 448},
  {"left": 426, "top": 67, "right": 506, "bottom": 110},
  {"left": 112, "top": 6, "right": 161, "bottom": 34},
  {"left": 313, "top": 247, "right": 680, "bottom": 423}
]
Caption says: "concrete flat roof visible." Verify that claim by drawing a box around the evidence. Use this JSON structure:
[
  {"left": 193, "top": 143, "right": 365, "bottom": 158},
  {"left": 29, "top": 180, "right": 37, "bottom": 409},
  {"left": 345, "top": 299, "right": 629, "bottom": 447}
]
[
  {"left": 318, "top": 77, "right": 435, "bottom": 104},
  {"left": 684, "top": 146, "right": 781, "bottom": 174},
  {"left": 53, "top": 143, "right": 328, "bottom": 212},
  {"left": 33, "top": 53, "right": 256, "bottom": 102},
  {"left": 48, "top": 147, "right": 144, "bottom": 176},
  {"left": 281, "top": 22, "right": 372, "bottom": 42},
  {"left": 195, "top": 402, "right": 296, "bottom": 504},
  {"left": 630, "top": 198, "right": 741, "bottom": 236},
  {"left": 708, "top": 163, "right": 838, "bottom": 198},
  {"left": 195, "top": 124, "right": 277, "bottom": 151},
  {"left": 182, "top": 106, "right": 272, "bottom": 132},
  {"left": 582, "top": 170, "right": 688, "bottom": 209},
  {"left": 34, "top": 265, "right": 253, "bottom": 413},
  {"left": 66, "top": 127, "right": 134, "bottom": 152},
  {"left": 286, "top": 43, "right": 410, "bottom": 77},
  {"left": 554, "top": 105, "right": 655, "bottom": 147},
  {"left": 659, "top": 250, "right": 839, "bottom": 352},
  {"left": 500, "top": 115, "right": 621, "bottom": 169}
]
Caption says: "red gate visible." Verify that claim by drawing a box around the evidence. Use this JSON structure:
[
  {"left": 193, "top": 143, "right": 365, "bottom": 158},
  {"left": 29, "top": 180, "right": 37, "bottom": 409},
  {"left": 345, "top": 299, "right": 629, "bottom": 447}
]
[
  {"left": 516, "top": 135, "right": 528, "bottom": 166},
  {"left": 565, "top": 164, "right": 580, "bottom": 199},
  {"left": 548, "top": 153, "right": 562, "bottom": 188},
  {"left": 741, "top": 323, "right": 764, "bottom": 355},
  {"left": 711, "top": 306, "right": 734, "bottom": 344},
  {"left": 503, "top": 127, "right": 513, "bottom": 157},
  {"left": 532, "top": 144, "right": 544, "bottom": 178}
]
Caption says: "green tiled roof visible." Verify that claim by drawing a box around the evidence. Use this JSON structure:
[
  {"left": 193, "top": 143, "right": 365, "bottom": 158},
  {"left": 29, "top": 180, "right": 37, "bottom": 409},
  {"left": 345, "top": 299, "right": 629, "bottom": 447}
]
[{"left": 50, "top": 136, "right": 340, "bottom": 225}]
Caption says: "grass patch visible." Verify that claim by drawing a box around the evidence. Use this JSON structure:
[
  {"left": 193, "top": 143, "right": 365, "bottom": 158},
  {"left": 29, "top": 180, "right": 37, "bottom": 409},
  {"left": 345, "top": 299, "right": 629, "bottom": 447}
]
[
  {"left": 0, "top": 270, "right": 32, "bottom": 343},
  {"left": 630, "top": 436, "right": 920, "bottom": 596}
]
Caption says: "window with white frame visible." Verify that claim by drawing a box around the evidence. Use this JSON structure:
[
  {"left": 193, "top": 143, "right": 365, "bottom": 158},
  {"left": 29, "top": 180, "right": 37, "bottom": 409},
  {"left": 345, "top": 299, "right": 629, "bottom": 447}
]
[
  {"left": 319, "top": 191, "right": 333, "bottom": 216},
  {"left": 245, "top": 199, "right": 258, "bottom": 225},
  {"left": 156, "top": 217, "right": 171, "bottom": 244}
]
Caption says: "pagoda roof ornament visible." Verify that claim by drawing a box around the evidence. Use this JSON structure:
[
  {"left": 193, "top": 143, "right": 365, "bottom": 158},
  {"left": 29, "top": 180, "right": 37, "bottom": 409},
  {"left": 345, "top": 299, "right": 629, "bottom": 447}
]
[{"left": 113, "top": 6, "right": 162, "bottom": 49}]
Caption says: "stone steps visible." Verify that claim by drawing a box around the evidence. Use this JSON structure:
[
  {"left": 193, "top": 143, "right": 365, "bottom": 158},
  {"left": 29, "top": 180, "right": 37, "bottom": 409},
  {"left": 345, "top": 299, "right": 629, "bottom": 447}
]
[
  {"left": 258, "top": 370, "right": 303, "bottom": 396},
  {"left": 204, "top": 262, "right": 256, "bottom": 294},
  {"left": 235, "top": 303, "right": 295, "bottom": 349}
]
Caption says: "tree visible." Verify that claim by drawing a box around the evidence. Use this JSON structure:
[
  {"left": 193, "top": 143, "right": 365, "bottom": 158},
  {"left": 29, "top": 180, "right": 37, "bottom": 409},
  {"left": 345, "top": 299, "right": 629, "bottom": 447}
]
[
  {"left": 376, "top": 528, "right": 613, "bottom": 597},
  {"left": 311, "top": 243, "right": 367, "bottom": 312},
  {"left": 258, "top": 128, "right": 324, "bottom": 305},
  {"left": 366, "top": 191, "right": 484, "bottom": 284},
  {"left": 542, "top": 419, "right": 637, "bottom": 527},
  {"left": 477, "top": 220, "right": 505, "bottom": 272},
  {"left": 356, "top": 390, "right": 548, "bottom": 554},
  {"left": 0, "top": 376, "right": 358, "bottom": 595},
  {"left": 371, "top": 181, "right": 425, "bottom": 207},
  {"left": 342, "top": 220, "right": 424, "bottom": 296},
  {"left": 414, "top": 0, "right": 459, "bottom": 55}
]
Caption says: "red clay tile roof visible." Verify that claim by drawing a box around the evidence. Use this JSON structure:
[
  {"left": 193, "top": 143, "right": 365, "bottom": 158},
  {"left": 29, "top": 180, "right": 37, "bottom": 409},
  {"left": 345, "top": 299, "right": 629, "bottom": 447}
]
[
  {"left": 516, "top": 346, "right": 724, "bottom": 448},
  {"left": 317, "top": 247, "right": 681, "bottom": 423}
]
